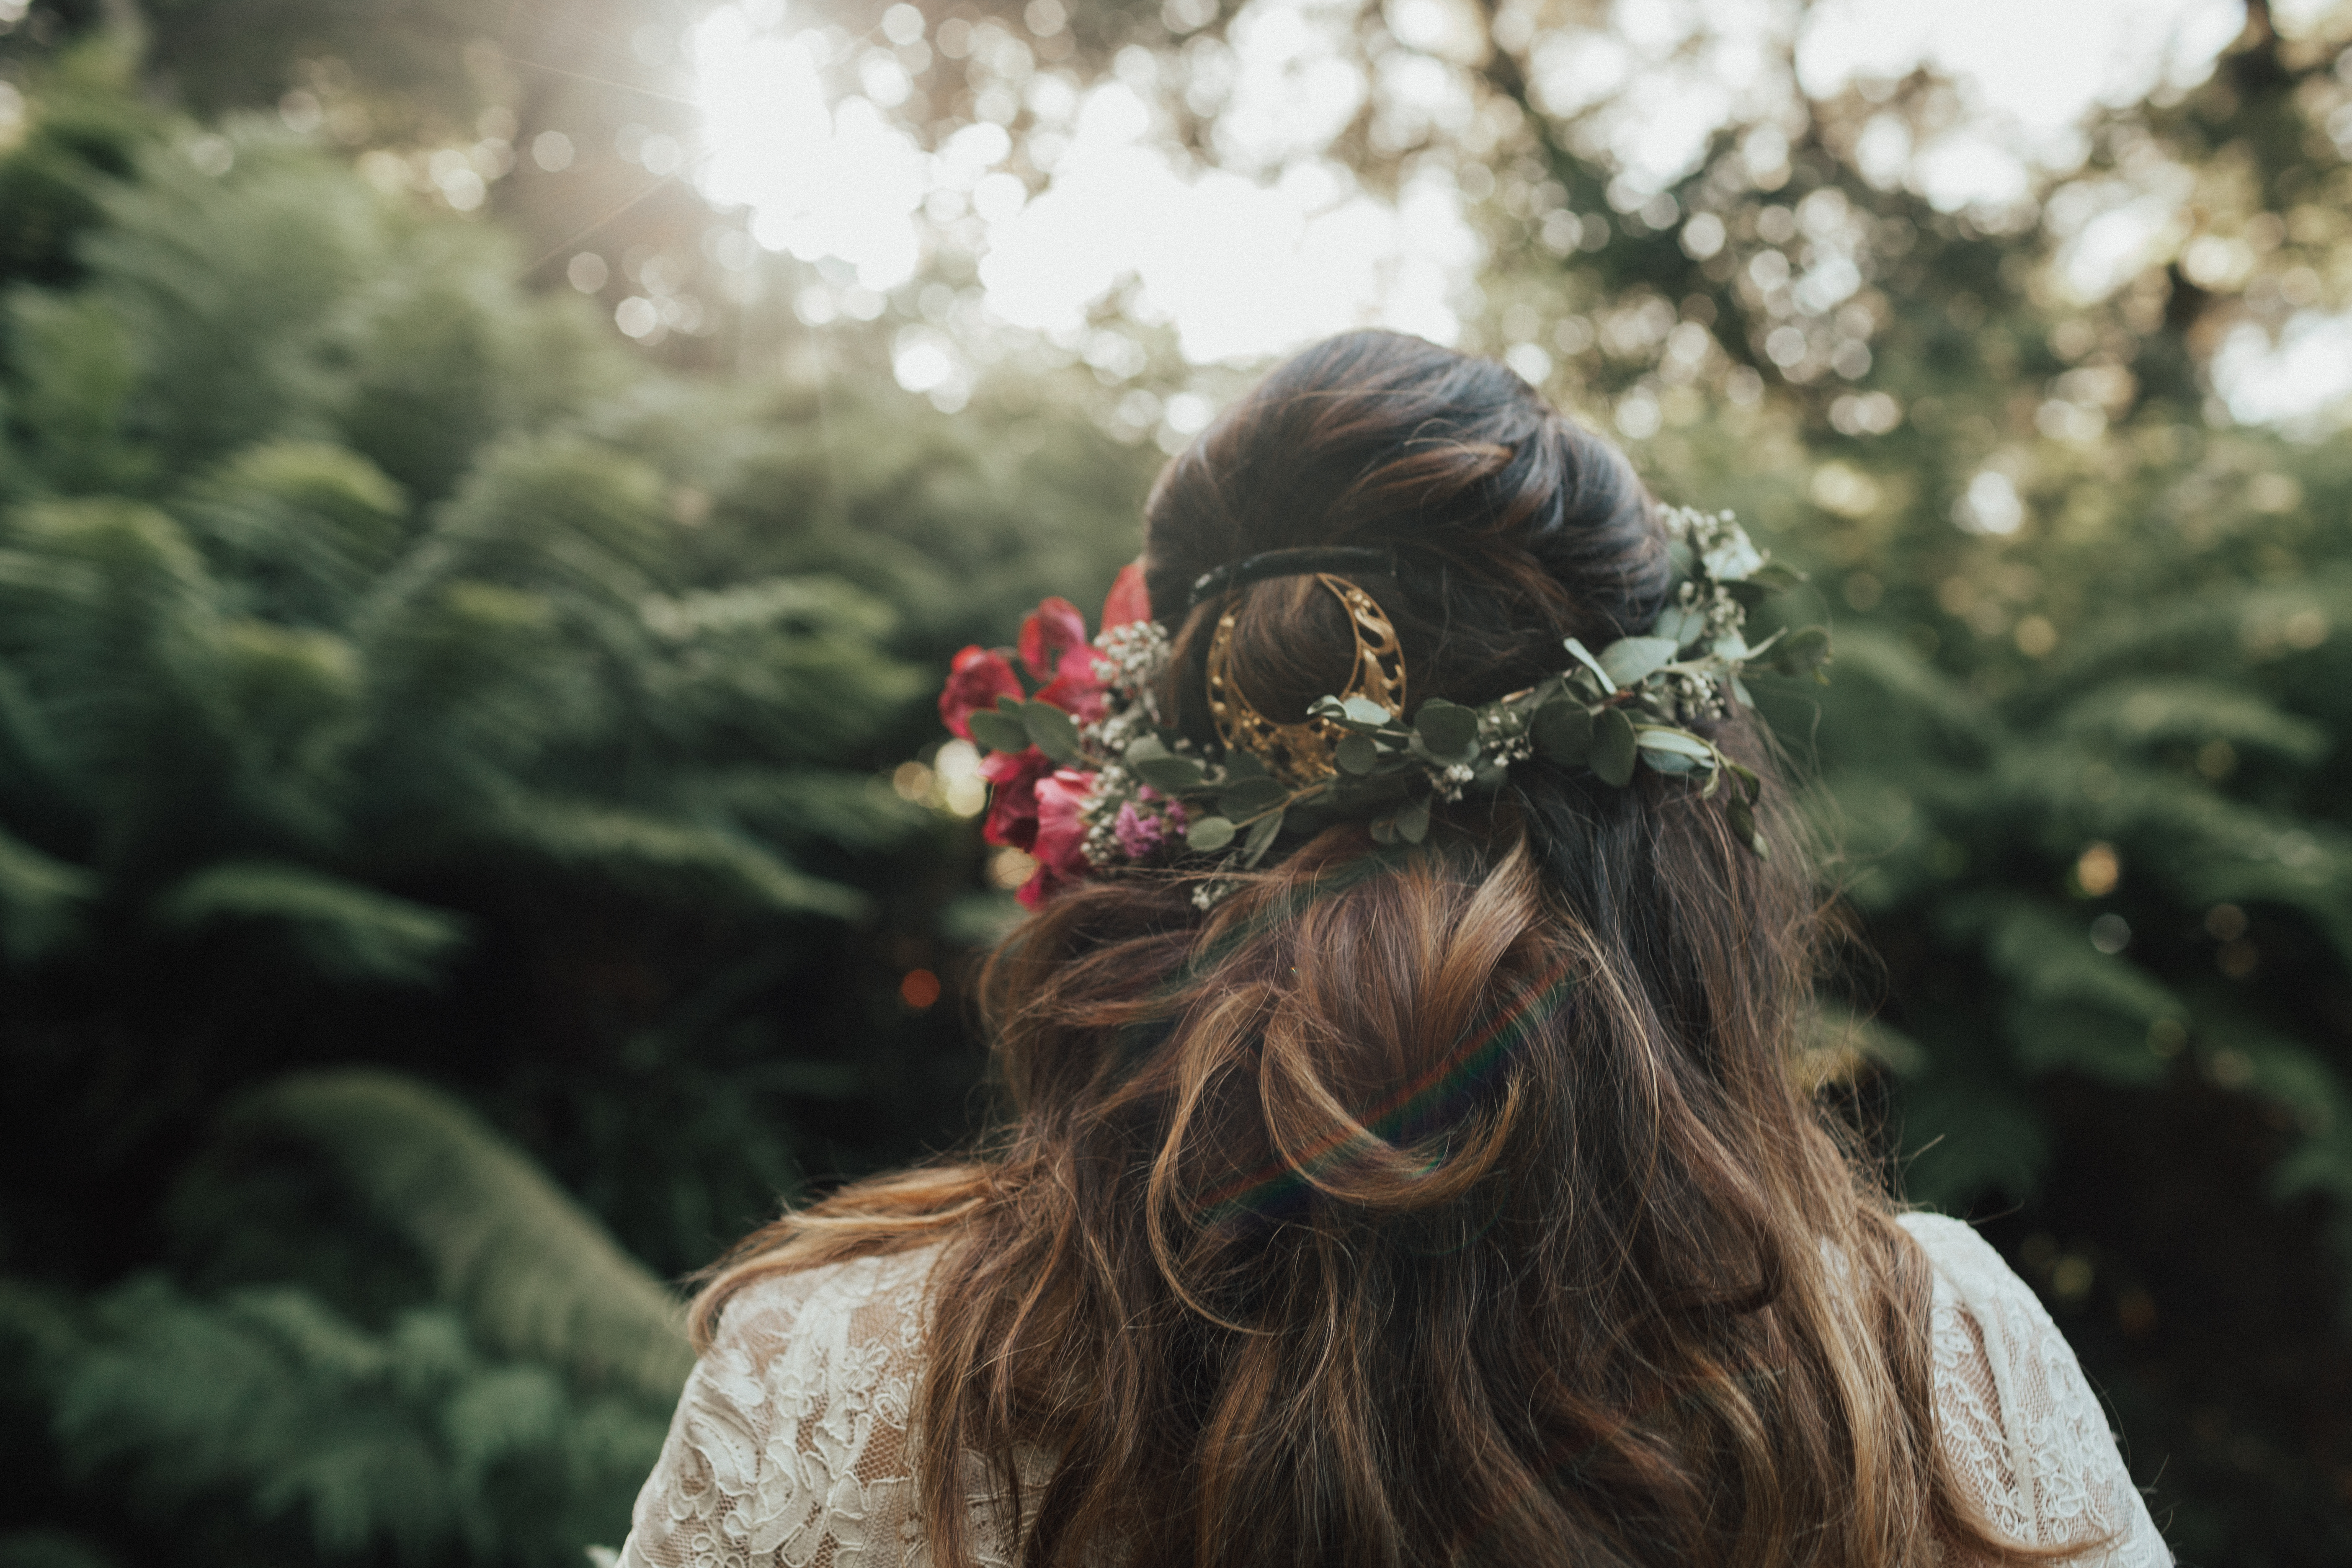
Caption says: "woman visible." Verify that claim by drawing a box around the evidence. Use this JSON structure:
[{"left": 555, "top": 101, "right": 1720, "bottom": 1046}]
[{"left": 617, "top": 332, "right": 2169, "bottom": 1567}]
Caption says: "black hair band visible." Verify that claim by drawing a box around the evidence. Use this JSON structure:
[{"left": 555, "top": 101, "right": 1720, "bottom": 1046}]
[{"left": 1186, "top": 546, "right": 1398, "bottom": 608}]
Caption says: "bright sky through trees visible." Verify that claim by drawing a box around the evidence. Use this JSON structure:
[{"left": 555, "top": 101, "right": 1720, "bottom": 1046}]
[{"left": 687, "top": 0, "right": 2351, "bottom": 420}]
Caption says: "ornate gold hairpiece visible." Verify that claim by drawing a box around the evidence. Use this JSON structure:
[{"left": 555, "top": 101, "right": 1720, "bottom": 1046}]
[{"left": 1204, "top": 574, "right": 1407, "bottom": 787}]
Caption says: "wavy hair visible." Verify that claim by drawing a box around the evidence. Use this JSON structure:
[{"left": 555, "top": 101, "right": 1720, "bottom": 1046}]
[{"left": 697, "top": 332, "right": 2086, "bottom": 1567}]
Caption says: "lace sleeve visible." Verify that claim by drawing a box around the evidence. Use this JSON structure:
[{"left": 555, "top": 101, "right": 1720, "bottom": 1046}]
[
  {"left": 1898, "top": 1214, "right": 2170, "bottom": 1566},
  {"left": 616, "top": 1245, "right": 959, "bottom": 1568}
]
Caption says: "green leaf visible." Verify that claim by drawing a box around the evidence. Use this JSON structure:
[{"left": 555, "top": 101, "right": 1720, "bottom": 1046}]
[
  {"left": 1222, "top": 750, "right": 1267, "bottom": 781},
  {"left": 1394, "top": 799, "right": 1430, "bottom": 844},
  {"left": 1770, "top": 625, "right": 1832, "bottom": 680},
  {"left": 1219, "top": 776, "right": 1289, "bottom": 820},
  {"left": 1336, "top": 732, "right": 1378, "bottom": 774},
  {"left": 1531, "top": 701, "right": 1595, "bottom": 763},
  {"left": 1340, "top": 694, "right": 1399, "bottom": 728},
  {"left": 1727, "top": 796, "right": 1768, "bottom": 857},
  {"left": 1241, "top": 810, "right": 1284, "bottom": 865},
  {"left": 1134, "top": 755, "right": 1208, "bottom": 793},
  {"left": 1369, "top": 816, "right": 1398, "bottom": 845},
  {"left": 1562, "top": 637, "right": 1617, "bottom": 691},
  {"left": 1635, "top": 727, "right": 1715, "bottom": 761},
  {"left": 1650, "top": 603, "right": 1704, "bottom": 647},
  {"left": 966, "top": 708, "right": 1029, "bottom": 753},
  {"left": 1412, "top": 699, "right": 1479, "bottom": 760},
  {"left": 1746, "top": 560, "right": 1807, "bottom": 593},
  {"left": 221, "top": 1070, "right": 694, "bottom": 1400},
  {"left": 1020, "top": 700, "right": 1083, "bottom": 763},
  {"left": 1598, "top": 636, "right": 1680, "bottom": 689},
  {"left": 1591, "top": 709, "right": 1637, "bottom": 787},
  {"left": 155, "top": 861, "right": 468, "bottom": 986},
  {"left": 1186, "top": 815, "right": 1237, "bottom": 852},
  {"left": 0, "top": 827, "right": 96, "bottom": 964}
]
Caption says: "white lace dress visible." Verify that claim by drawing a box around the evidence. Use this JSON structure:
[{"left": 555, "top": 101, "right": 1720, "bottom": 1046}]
[{"left": 616, "top": 1213, "right": 2170, "bottom": 1567}]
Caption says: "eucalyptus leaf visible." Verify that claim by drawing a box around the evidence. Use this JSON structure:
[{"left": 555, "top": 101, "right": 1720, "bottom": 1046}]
[
  {"left": 1369, "top": 817, "right": 1398, "bottom": 846},
  {"left": 1642, "top": 749, "right": 1700, "bottom": 774},
  {"left": 1219, "top": 776, "right": 1289, "bottom": 820},
  {"left": 1241, "top": 809, "right": 1284, "bottom": 866},
  {"left": 1124, "top": 735, "right": 1171, "bottom": 764},
  {"left": 1770, "top": 626, "right": 1832, "bottom": 679},
  {"left": 1340, "top": 694, "right": 1397, "bottom": 728},
  {"left": 1562, "top": 637, "right": 1617, "bottom": 691},
  {"left": 1395, "top": 799, "right": 1430, "bottom": 844},
  {"left": 1591, "top": 708, "right": 1637, "bottom": 787},
  {"left": 1186, "top": 815, "right": 1237, "bottom": 852},
  {"left": 1598, "top": 636, "right": 1680, "bottom": 689},
  {"left": 1135, "top": 755, "right": 1208, "bottom": 793},
  {"left": 1727, "top": 797, "right": 1769, "bottom": 858},
  {"left": 1222, "top": 750, "right": 1267, "bottom": 781},
  {"left": 1336, "top": 732, "right": 1378, "bottom": 775},
  {"left": 1730, "top": 675, "right": 1755, "bottom": 709},
  {"left": 1746, "top": 560, "right": 1806, "bottom": 593},
  {"left": 967, "top": 709, "right": 1029, "bottom": 754},
  {"left": 1413, "top": 699, "right": 1479, "bottom": 759},
  {"left": 1021, "top": 701, "right": 1083, "bottom": 763},
  {"left": 1531, "top": 701, "right": 1594, "bottom": 763},
  {"left": 1651, "top": 603, "right": 1703, "bottom": 647},
  {"left": 1635, "top": 727, "right": 1715, "bottom": 761}
]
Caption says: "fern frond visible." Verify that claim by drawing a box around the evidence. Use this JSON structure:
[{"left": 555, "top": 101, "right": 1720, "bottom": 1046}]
[
  {"left": 152, "top": 860, "right": 467, "bottom": 985},
  {"left": 178, "top": 441, "right": 410, "bottom": 626},
  {"left": 2054, "top": 677, "right": 2330, "bottom": 765},
  {"left": 497, "top": 795, "right": 869, "bottom": 921},
  {"left": 0, "top": 825, "right": 95, "bottom": 962},
  {"left": 218, "top": 1069, "right": 695, "bottom": 1403}
]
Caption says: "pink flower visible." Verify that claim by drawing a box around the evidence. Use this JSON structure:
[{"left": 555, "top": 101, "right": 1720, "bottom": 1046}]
[
  {"left": 1101, "top": 562, "right": 1152, "bottom": 629},
  {"left": 938, "top": 645, "right": 1022, "bottom": 742},
  {"left": 1113, "top": 788, "right": 1188, "bottom": 861},
  {"left": 1034, "top": 668, "right": 1107, "bottom": 724},
  {"left": 1021, "top": 595, "right": 1109, "bottom": 722},
  {"left": 1021, "top": 768, "right": 1095, "bottom": 908},
  {"left": 1019, "top": 597, "right": 1093, "bottom": 684},
  {"left": 980, "top": 746, "right": 1052, "bottom": 851}
]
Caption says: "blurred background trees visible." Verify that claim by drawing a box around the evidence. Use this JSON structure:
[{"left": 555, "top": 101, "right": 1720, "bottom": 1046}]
[{"left": 0, "top": 0, "right": 2348, "bottom": 1562}]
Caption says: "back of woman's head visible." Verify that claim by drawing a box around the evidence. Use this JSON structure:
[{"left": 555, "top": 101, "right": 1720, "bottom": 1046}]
[{"left": 706, "top": 331, "right": 2032, "bottom": 1568}]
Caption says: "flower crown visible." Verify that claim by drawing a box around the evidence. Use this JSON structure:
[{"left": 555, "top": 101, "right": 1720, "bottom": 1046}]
[{"left": 939, "top": 508, "right": 1829, "bottom": 910}]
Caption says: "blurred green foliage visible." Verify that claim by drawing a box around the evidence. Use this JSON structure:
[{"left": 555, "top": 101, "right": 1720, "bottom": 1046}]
[
  {"left": 1, "top": 3, "right": 2349, "bottom": 1565},
  {"left": 0, "top": 45, "right": 1153, "bottom": 1565}
]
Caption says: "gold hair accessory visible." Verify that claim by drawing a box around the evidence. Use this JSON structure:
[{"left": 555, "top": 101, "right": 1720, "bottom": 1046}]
[{"left": 1205, "top": 574, "right": 1406, "bottom": 787}]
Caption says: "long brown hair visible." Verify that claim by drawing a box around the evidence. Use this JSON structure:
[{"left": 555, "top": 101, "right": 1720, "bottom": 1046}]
[{"left": 698, "top": 333, "right": 2083, "bottom": 1567}]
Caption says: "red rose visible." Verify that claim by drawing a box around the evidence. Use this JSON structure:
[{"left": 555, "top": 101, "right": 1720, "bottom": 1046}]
[
  {"left": 1019, "top": 768, "right": 1095, "bottom": 908},
  {"left": 980, "top": 745, "right": 1052, "bottom": 850},
  {"left": 1034, "top": 668, "right": 1108, "bottom": 723},
  {"left": 1102, "top": 561, "right": 1151, "bottom": 629},
  {"left": 1019, "top": 597, "right": 1093, "bottom": 684},
  {"left": 939, "top": 645, "right": 1022, "bottom": 742},
  {"left": 1020, "top": 595, "right": 1109, "bottom": 721}
]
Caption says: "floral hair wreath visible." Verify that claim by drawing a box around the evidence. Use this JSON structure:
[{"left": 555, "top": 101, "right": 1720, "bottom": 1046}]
[{"left": 939, "top": 508, "right": 1831, "bottom": 910}]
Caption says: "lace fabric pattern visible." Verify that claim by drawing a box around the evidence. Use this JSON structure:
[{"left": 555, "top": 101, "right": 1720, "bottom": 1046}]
[
  {"left": 1900, "top": 1214, "right": 2171, "bottom": 1565},
  {"left": 619, "top": 1217, "right": 2169, "bottom": 1567}
]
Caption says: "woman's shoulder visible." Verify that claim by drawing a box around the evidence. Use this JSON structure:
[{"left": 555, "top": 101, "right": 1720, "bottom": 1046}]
[
  {"left": 707, "top": 1240, "right": 946, "bottom": 1351},
  {"left": 1893, "top": 1211, "right": 2171, "bottom": 1564},
  {"left": 617, "top": 1243, "right": 951, "bottom": 1568},
  {"left": 1895, "top": 1210, "right": 2043, "bottom": 1317}
]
